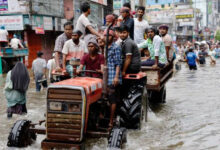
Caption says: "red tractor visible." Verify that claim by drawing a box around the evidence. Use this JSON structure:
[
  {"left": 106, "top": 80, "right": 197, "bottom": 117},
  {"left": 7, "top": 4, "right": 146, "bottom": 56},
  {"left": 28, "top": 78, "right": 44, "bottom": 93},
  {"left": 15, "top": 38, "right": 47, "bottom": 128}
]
[{"left": 7, "top": 70, "right": 148, "bottom": 149}]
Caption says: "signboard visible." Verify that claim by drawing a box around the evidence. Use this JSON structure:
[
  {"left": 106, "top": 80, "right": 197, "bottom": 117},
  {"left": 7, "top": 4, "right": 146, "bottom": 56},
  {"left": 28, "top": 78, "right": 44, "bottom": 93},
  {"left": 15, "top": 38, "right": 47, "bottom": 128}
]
[
  {"left": 0, "top": 15, "right": 23, "bottom": 30},
  {"left": 55, "top": 18, "right": 61, "bottom": 31},
  {"left": 32, "top": 15, "right": 43, "bottom": 29},
  {"left": 61, "top": 18, "right": 67, "bottom": 31},
  {"left": 35, "top": 27, "right": 45, "bottom": 34},
  {"left": 43, "top": 17, "right": 53, "bottom": 30},
  {"left": 176, "top": 14, "right": 194, "bottom": 19},
  {"left": 55, "top": 18, "right": 67, "bottom": 31},
  {"left": 0, "top": 0, "right": 8, "bottom": 11},
  {"left": 91, "top": 0, "right": 107, "bottom": 6},
  {"left": 113, "top": 0, "right": 121, "bottom": 9},
  {"left": 179, "top": 21, "right": 194, "bottom": 26}
]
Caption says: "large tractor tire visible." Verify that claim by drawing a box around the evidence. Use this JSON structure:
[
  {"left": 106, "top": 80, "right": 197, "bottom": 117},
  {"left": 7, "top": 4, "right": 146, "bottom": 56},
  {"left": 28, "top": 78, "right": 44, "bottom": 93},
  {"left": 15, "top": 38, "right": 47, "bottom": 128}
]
[
  {"left": 107, "top": 127, "right": 127, "bottom": 149},
  {"left": 148, "top": 86, "right": 166, "bottom": 104},
  {"left": 119, "top": 84, "right": 147, "bottom": 129},
  {"left": 7, "top": 120, "right": 36, "bottom": 147}
]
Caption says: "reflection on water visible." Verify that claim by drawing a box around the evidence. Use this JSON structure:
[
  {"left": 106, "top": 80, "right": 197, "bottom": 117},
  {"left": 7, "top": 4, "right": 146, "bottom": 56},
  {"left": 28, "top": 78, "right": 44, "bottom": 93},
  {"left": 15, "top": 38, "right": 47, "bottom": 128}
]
[{"left": 1, "top": 59, "right": 220, "bottom": 149}]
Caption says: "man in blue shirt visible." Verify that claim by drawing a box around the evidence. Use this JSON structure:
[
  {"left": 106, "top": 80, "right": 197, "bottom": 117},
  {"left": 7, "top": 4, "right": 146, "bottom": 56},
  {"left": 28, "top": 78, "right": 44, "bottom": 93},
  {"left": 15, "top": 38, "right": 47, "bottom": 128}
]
[
  {"left": 104, "top": 29, "right": 122, "bottom": 128},
  {"left": 186, "top": 47, "right": 198, "bottom": 70}
]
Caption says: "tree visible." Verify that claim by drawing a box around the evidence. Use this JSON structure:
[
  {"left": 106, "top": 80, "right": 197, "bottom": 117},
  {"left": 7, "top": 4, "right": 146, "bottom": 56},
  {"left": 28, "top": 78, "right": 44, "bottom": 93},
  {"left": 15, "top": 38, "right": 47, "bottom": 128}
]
[{"left": 215, "top": 30, "right": 220, "bottom": 41}]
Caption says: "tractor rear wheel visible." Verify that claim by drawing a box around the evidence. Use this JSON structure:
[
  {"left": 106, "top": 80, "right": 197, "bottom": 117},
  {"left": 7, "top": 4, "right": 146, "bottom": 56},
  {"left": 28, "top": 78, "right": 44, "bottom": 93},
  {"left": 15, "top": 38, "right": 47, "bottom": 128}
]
[
  {"left": 119, "top": 84, "right": 147, "bottom": 129},
  {"left": 7, "top": 120, "right": 36, "bottom": 147},
  {"left": 107, "top": 127, "right": 127, "bottom": 149}
]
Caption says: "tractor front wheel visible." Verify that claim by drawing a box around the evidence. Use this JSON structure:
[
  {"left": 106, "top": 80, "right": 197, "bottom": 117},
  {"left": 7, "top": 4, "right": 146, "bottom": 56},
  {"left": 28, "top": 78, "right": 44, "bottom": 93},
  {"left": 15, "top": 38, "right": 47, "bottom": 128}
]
[
  {"left": 7, "top": 120, "right": 36, "bottom": 147},
  {"left": 107, "top": 127, "right": 127, "bottom": 149}
]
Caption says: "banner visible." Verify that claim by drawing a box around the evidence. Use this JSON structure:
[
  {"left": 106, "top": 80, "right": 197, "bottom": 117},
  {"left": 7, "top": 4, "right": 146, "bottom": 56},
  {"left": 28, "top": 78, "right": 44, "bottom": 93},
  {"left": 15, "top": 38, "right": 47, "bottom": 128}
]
[
  {"left": 43, "top": 17, "right": 53, "bottom": 30},
  {"left": 35, "top": 27, "right": 45, "bottom": 34},
  {"left": 0, "top": 0, "right": 8, "bottom": 11},
  {"left": 0, "top": 15, "right": 23, "bottom": 30},
  {"left": 91, "top": 0, "right": 107, "bottom": 6}
]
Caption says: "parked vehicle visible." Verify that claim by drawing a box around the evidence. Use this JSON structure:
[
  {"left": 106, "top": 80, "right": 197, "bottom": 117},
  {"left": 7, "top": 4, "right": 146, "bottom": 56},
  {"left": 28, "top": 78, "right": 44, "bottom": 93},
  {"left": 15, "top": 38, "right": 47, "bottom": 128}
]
[{"left": 1, "top": 47, "right": 29, "bottom": 73}]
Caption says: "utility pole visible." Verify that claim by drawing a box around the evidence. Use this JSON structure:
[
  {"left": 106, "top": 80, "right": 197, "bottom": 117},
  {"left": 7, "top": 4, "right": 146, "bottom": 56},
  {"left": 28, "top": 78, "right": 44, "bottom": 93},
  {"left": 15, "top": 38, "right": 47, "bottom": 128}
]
[
  {"left": 139, "top": 0, "right": 146, "bottom": 6},
  {"left": 206, "top": 0, "right": 208, "bottom": 27},
  {"left": 130, "top": 0, "right": 135, "bottom": 11}
]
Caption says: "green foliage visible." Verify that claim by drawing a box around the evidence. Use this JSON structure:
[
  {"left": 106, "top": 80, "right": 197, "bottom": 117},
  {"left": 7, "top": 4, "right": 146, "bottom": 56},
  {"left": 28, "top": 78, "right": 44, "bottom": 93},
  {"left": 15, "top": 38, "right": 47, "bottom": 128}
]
[{"left": 215, "top": 30, "right": 220, "bottom": 41}]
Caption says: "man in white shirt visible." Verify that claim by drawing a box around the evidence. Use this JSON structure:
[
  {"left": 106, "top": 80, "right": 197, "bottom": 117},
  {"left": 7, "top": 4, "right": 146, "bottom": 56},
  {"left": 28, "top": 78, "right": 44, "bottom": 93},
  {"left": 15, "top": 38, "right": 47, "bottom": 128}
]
[
  {"left": 10, "top": 34, "right": 24, "bottom": 49},
  {"left": 47, "top": 53, "right": 56, "bottom": 83},
  {"left": 32, "top": 51, "right": 47, "bottom": 92},
  {"left": 62, "top": 30, "right": 88, "bottom": 77},
  {"left": 75, "top": 2, "right": 101, "bottom": 38},
  {"left": 0, "top": 26, "right": 8, "bottom": 47},
  {"left": 134, "top": 6, "right": 149, "bottom": 44}
]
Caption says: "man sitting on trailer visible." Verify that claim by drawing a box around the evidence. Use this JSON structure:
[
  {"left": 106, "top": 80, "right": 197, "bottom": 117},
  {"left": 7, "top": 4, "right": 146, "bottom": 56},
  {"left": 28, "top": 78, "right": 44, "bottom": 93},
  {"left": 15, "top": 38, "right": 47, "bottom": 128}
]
[
  {"left": 77, "top": 39, "right": 104, "bottom": 78},
  {"left": 118, "top": 25, "right": 141, "bottom": 76}
]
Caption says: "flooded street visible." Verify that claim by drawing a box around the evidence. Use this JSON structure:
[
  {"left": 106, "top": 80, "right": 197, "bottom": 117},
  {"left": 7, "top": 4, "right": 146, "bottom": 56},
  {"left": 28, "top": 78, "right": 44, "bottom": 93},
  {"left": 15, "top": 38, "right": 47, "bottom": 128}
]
[{"left": 1, "top": 59, "right": 220, "bottom": 150}]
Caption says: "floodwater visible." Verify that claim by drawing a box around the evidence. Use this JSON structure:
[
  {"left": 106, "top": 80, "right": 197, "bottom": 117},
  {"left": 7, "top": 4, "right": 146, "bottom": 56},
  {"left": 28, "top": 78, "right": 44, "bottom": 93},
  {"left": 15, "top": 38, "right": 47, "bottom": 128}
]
[{"left": 1, "top": 59, "right": 220, "bottom": 150}]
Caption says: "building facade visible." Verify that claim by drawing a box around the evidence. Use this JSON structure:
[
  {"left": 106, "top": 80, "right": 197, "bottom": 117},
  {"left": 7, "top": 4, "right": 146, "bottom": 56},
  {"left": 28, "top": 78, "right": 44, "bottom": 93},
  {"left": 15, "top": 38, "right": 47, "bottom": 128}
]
[{"left": 0, "top": 0, "right": 111, "bottom": 68}]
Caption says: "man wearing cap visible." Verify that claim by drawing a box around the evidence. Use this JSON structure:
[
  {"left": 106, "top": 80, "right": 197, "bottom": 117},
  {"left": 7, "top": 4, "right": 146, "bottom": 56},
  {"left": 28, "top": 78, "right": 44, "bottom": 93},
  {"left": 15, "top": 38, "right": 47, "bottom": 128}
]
[
  {"left": 106, "top": 14, "right": 115, "bottom": 26},
  {"left": 134, "top": 6, "right": 149, "bottom": 44},
  {"left": 32, "top": 51, "right": 47, "bottom": 92},
  {"left": 120, "top": 7, "right": 134, "bottom": 40},
  {"left": 62, "top": 30, "right": 88, "bottom": 77},
  {"left": 77, "top": 39, "right": 104, "bottom": 78},
  {"left": 159, "top": 24, "right": 174, "bottom": 63},
  {"left": 104, "top": 28, "right": 122, "bottom": 128}
]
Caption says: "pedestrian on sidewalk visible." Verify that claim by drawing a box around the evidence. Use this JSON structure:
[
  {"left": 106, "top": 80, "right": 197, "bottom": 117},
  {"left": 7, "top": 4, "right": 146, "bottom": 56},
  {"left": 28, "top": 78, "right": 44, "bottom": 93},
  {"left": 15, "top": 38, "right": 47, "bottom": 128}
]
[
  {"left": 4, "top": 62, "right": 30, "bottom": 118},
  {"left": 32, "top": 51, "right": 47, "bottom": 92}
]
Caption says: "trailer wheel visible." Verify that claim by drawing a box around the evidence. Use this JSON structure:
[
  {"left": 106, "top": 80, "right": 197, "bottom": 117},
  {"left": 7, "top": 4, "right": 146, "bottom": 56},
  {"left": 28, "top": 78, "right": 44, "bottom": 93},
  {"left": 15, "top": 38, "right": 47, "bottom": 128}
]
[
  {"left": 107, "top": 127, "right": 127, "bottom": 149},
  {"left": 119, "top": 85, "right": 146, "bottom": 129},
  {"left": 7, "top": 120, "right": 36, "bottom": 147},
  {"left": 148, "top": 86, "right": 166, "bottom": 103},
  {"left": 2, "top": 59, "right": 9, "bottom": 73}
]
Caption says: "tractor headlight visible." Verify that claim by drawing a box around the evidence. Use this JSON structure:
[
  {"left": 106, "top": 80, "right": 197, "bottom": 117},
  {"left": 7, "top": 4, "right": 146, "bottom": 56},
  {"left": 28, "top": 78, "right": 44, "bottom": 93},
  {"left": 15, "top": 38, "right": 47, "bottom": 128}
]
[
  {"left": 68, "top": 103, "right": 82, "bottom": 112},
  {"left": 49, "top": 102, "right": 62, "bottom": 111}
]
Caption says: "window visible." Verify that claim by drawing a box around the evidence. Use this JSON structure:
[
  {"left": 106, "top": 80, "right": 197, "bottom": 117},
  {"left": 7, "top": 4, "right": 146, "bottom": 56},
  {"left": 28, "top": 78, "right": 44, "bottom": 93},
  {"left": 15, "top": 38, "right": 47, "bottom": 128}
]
[
  {"left": 155, "top": 0, "right": 158, "bottom": 3},
  {"left": 187, "top": 26, "right": 193, "bottom": 30},
  {"left": 168, "top": 3, "right": 171, "bottom": 7},
  {"left": 177, "top": 26, "right": 183, "bottom": 31}
]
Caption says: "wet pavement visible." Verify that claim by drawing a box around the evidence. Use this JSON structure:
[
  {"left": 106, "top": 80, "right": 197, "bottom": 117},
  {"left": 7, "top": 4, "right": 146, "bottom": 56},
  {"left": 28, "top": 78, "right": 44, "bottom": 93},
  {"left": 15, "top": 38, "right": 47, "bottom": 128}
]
[{"left": 1, "top": 59, "right": 220, "bottom": 150}]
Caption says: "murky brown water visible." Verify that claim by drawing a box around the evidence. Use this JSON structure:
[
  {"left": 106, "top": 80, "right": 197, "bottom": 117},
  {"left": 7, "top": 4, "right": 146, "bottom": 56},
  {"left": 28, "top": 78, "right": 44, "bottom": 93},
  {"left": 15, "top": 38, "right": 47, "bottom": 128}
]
[{"left": 1, "top": 59, "right": 220, "bottom": 150}]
